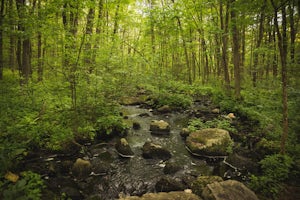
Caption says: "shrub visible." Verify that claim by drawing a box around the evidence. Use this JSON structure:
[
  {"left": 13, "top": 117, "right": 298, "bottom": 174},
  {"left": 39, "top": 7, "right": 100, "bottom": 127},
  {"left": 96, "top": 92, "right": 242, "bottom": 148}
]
[
  {"left": 1, "top": 171, "right": 45, "bottom": 200},
  {"left": 250, "top": 154, "right": 293, "bottom": 199},
  {"left": 153, "top": 91, "right": 193, "bottom": 110},
  {"left": 96, "top": 115, "right": 129, "bottom": 138},
  {"left": 187, "top": 118, "right": 237, "bottom": 134}
]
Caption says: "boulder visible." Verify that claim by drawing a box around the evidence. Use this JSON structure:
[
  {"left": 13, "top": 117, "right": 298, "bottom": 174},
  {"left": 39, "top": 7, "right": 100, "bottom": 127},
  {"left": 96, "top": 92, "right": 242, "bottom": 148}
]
[
  {"left": 142, "top": 142, "right": 171, "bottom": 160},
  {"left": 132, "top": 121, "right": 141, "bottom": 130},
  {"left": 186, "top": 128, "right": 233, "bottom": 156},
  {"left": 119, "top": 191, "right": 202, "bottom": 200},
  {"left": 202, "top": 180, "right": 259, "bottom": 200},
  {"left": 157, "top": 105, "right": 172, "bottom": 113},
  {"left": 71, "top": 158, "right": 92, "bottom": 178},
  {"left": 115, "top": 138, "right": 134, "bottom": 158},
  {"left": 180, "top": 128, "right": 191, "bottom": 138},
  {"left": 163, "top": 161, "right": 182, "bottom": 174},
  {"left": 155, "top": 176, "right": 186, "bottom": 192},
  {"left": 150, "top": 120, "right": 170, "bottom": 135},
  {"left": 91, "top": 158, "right": 111, "bottom": 176},
  {"left": 191, "top": 176, "right": 223, "bottom": 196}
]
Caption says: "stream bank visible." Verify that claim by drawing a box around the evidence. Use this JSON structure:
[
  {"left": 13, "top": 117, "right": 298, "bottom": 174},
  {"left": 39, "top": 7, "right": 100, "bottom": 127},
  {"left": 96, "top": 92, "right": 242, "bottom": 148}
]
[{"left": 21, "top": 103, "right": 258, "bottom": 199}]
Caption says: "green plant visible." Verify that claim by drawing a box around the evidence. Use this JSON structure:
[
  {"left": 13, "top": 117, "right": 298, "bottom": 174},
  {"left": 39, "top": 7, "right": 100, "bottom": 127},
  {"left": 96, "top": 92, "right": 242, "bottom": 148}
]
[
  {"left": 0, "top": 139, "right": 27, "bottom": 174},
  {"left": 187, "top": 118, "right": 237, "bottom": 134},
  {"left": 153, "top": 91, "right": 193, "bottom": 110},
  {"left": 96, "top": 114, "right": 129, "bottom": 137},
  {"left": 250, "top": 154, "right": 293, "bottom": 199},
  {"left": 1, "top": 171, "right": 45, "bottom": 200}
]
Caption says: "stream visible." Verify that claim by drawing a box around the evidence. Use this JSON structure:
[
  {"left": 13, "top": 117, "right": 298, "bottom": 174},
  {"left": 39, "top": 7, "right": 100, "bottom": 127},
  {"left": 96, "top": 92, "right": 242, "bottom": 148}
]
[{"left": 25, "top": 105, "right": 232, "bottom": 199}]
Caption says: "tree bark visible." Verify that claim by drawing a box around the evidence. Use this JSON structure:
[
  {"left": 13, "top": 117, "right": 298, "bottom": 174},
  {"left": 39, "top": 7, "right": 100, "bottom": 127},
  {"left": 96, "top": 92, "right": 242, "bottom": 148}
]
[
  {"left": 0, "top": 0, "right": 4, "bottom": 80},
  {"left": 37, "top": 0, "right": 43, "bottom": 82},
  {"left": 252, "top": 0, "right": 266, "bottom": 87},
  {"left": 271, "top": 0, "right": 288, "bottom": 154},
  {"left": 231, "top": 0, "right": 241, "bottom": 99},
  {"left": 220, "top": 0, "right": 230, "bottom": 93}
]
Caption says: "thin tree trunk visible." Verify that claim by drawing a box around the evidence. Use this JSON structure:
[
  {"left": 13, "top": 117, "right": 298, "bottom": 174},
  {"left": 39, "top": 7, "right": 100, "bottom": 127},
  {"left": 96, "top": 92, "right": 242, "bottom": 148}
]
[
  {"left": 231, "top": 0, "right": 241, "bottom": 99},
  {"left": 220, "top": 0, "right": 230, "bottom": 93},
  {"left": 252, "top": 0, "right": 266, "bottom": 87},
  {"left": 0, "top": 0, "right": 4, "bottom": 80},
  {"left": 271, "top": 0, "right": 288, "bottom": 154},
  {"left": 37, "top": 0, "right": 43, "bottom": 82}
]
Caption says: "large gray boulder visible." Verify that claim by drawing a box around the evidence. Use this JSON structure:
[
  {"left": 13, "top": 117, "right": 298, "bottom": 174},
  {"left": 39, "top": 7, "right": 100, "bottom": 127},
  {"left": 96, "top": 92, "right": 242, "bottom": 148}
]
[
  {"left": 186, "top": 128, "right": 233, "bottom": 156},
  {"left": 142, "top": 141, "right": 171, "bottom": 160},
  {"left": 150, "top": 120, "right": 170, "bottom": 135},
  {"left": 119, "top": 191, "right": 202, "bottom": 200},
  {"left": 202, "top": 180, "right": 259, "bottom": 200}
]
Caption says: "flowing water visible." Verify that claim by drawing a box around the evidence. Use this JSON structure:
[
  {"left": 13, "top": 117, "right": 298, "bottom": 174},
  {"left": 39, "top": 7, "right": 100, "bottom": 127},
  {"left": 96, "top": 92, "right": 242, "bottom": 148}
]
[{"left": 84, "top": 105, "right": 214, "bottom": 199}]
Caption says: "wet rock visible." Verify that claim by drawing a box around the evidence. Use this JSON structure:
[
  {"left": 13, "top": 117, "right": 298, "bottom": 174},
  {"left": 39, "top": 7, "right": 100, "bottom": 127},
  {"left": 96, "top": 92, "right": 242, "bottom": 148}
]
[
  {"left": 133, "top": 121, "right": 141, "bottom": 130},
  {"left": 142, "top": 141, "right": 171, "bottom": 160},
  {"left": 72, "top": 158, "right": 92, "bottom": 178},
  {"left": 61, "top": 186, "right": 83, "bottom": 200},
  {"left": 119, "top": 191, "right": 202, "bottom": 200},
  {"left": 202, "top": 180, "right": 259, "bottom": 200},
  {"left": 150, "top": 120, "right": 170, "bottom": 135},
  {"left": 91, "top": 158, "right": 111, "bottom": 175},
  {"left": 191, "top": 175, "right": 223, "bottom": 196},
  {"left": 186, "top": 128, "right": 233, "bottom": 156},
  {"left": 157, "top": 105, "right": 171, "bottom": 113},
  {"left": 139, "top": 113, "right": 150, "bottom": 117},
  {"left": 115, "top": 138, "right": 134, "bottom": 158},
  {"left": 225, "top": 153, "right": 258, "bottom": 174},
  {"left": 180, "top": 128, "right": 191, "bottom": 138},
  {"left": 163, "top": 161, "right": 182, "bottom": 174},
  {"left": 155, "top": 176, "right": 185, "bottom": 192}
]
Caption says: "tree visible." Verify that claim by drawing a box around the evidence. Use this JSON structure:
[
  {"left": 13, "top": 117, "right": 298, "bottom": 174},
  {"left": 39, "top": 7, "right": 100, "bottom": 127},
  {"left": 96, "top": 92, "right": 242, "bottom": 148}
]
[
  {"left": 230, "top": 0, "right": 241, "bottom": 99},
  {"left": 270, "top": 0, "right": 288, "bottom": 154},
  {"left": 0, "top": 0, "right": 4, "bottom": 80}
]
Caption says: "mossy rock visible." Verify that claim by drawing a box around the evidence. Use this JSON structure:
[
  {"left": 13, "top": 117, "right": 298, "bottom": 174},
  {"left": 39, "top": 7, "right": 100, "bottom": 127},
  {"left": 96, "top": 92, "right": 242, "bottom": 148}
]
[
  {"left": 119, "top": 191, "right": 202, "bottom": 200},
  {"left": 186, "top": 128, "right": 233, "bottom": 156},
  {"left": 191, "top": 175, "right": 223, "bottom": 196}
]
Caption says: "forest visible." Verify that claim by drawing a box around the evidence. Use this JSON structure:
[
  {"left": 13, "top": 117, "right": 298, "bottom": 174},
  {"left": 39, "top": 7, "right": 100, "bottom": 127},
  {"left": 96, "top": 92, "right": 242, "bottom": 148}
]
[{"left": 0, "top": 0, "right": 299, "bottom": 199}]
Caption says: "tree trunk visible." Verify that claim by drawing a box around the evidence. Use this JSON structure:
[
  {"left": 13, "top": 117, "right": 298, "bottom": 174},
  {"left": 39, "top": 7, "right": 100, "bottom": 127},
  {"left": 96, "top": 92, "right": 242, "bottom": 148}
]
[
  {"left": 220, "top": 0, "right": 230, "bottom": 93},
  {"left": 0, "top": 0, "right": 4, "bottom": 80},
  {"left": 37, "top": 0, "right": 43, "bottom": 82},
  {"left": 271, "top": 0, "right": 288, "bottom": 154},
  {"left": 252, "top": 0, "right": 266, "bottom": 87},
  {"left": 231, "top": 0, "right": 241, "bottom": 99}
]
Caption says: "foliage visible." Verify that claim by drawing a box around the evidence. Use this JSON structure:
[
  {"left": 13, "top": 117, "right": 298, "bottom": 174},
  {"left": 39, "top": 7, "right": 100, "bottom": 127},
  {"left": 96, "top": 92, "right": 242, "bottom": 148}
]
[
  {"left": 0, "top": 139, "right": 27, "bottom": 174},
  {"left": 1, "top": 171, "right": 45, "bottom": 200},
  {"left": 96, "top": 114, "right": 129, "bottom": 138},
  {"left": 152, "top": 91, "right": 193, "bottom": 110},
  {"left": 187, "top": 118, "right": 237, "bottom": 134},
  {"left": 250, "top": 154, "right": 293, "bottom": 199}
]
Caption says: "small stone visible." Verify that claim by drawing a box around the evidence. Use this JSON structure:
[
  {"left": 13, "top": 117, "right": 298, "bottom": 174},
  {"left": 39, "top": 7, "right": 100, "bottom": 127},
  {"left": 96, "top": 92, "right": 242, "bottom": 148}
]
[
  {"left": 212, "top": 108, "right": 220, "bottom": 114},
  {"left": 132, "top": 121, "right": 141, "bottom": 130},
  {"left": 180, "top": 128, "right": 190, "bottom": 138}
]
